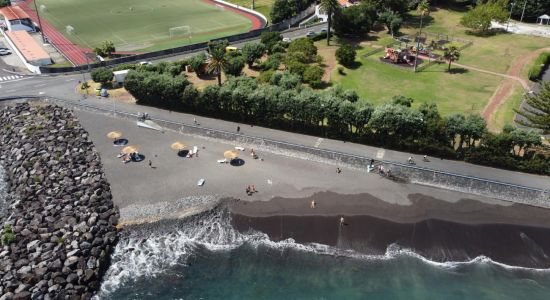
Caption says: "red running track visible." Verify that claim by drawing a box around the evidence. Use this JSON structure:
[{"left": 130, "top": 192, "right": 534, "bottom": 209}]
[
  {"left": 19, "top": 1, "right": 90, "bottom": 65},
  {"left": 17, "top": 0, "right": 266, "bottom": 66}
]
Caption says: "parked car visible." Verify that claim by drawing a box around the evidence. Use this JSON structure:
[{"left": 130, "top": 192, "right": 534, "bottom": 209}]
[
  {"left": 282, "top": 37, "right": 291, "bottom": 42},
  {"left": 306, "top": 31, "right": 316, "bottom": 38},
  {"left": 320, "top": 28, "right": 328, "bottom": 34},
  {"left": 0, "top": 49, "right": 11, "bottom": 56},
  {"left": 139, "top": 61, "right": 152, "bottom": 66}
]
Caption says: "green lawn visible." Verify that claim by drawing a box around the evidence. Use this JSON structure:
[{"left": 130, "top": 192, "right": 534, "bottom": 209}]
[
  {"left": 226, "top": 0, "right": 273, "bottom": 22},
  {"left": 35, "top": 0, "right": 253, "bottom": 52},
  {"left": 490, "top": 83, "right": 524, "bottom": 131},
  {"left": 401, "top": 8, "right": 550, "bottom": 74},
  {"left": 332, "top": 55, "right": 503, "bottom": 116},
  {"left": 329, "top": 6, "right": 548, "bottom": 126}
]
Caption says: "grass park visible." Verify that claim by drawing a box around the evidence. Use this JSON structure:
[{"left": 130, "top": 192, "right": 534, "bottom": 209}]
[
  {"left": 328, "top": 6, "right": 549, "bottom": 129},
  {"left": 33, "top": 0, "right": 255, "bottom": 51}
]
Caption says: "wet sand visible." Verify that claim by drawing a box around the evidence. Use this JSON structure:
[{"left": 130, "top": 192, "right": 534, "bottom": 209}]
[{"left": 231, "top": 192, "right": 550, "bottom": 268}]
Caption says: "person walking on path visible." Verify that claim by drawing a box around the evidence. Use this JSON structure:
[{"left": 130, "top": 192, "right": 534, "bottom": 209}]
[{"left": 237, "top": 126, "right": 240, "bottom": 133}]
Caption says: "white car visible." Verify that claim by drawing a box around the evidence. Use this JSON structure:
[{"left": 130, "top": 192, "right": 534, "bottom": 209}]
[
  {"left": 306, "top": 31, "right": 316, "bottom": 38},
  {"left": 282, "top": 37, "right": 291, "bottom": 42},
  {"left": 139, "top": 61, "right": 152, "bottom": 66},
  {"left": 0, "top": 49, "right": 11, "bottom": 56}
]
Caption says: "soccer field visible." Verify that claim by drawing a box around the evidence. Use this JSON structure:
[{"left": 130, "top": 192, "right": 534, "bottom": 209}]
[{"left": 35, "top": 0, "right": 256, "bottom": 52}]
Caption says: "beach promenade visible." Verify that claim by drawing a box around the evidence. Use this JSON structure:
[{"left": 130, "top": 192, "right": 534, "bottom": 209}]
[
  {"left": 73, "top": 108, "right": 514, "bottom": 225},
  {"left": 73, "top": 96, "right": 550, "bottom": 191}
]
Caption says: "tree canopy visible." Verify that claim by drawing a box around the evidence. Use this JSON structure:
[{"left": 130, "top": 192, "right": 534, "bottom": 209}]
[
  {"left": 516, "top": 81, "right": 550, "bottom": 134},
  {"left": 460, "top": 0, "right": 508, "bottom": 33}
]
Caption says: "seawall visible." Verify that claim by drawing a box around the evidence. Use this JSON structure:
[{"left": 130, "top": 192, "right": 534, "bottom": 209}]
[{"left": 0, "top": 103, "right": 119, "bottom": 299}]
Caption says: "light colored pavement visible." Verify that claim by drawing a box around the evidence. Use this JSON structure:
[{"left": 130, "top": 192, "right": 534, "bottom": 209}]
[{"left": 74, "top": 108, "right": 503, "bottom": 223}]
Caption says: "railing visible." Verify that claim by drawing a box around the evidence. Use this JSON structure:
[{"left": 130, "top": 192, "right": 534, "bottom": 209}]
[{"left": 2, "top": 95, "right": 548, "bottom": 208}]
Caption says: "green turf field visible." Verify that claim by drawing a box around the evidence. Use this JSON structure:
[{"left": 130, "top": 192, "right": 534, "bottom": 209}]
[{"left": 35, "top": 0, "right": 253, "bottom": 52}]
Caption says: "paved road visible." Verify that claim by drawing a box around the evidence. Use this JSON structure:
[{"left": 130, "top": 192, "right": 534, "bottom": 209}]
[{"left": 1, "top": 72, "right": 549, "bottom": 191}]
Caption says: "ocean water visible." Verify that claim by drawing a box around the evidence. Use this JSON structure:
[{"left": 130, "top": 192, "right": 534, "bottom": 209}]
[{"left": 97, "top": 207, "right": 550, "bottom": 300}]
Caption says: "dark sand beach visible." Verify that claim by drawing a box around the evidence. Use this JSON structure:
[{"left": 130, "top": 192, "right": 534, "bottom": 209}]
[{"left": 231, "top": 191, "right": 550, "bottom": 268}]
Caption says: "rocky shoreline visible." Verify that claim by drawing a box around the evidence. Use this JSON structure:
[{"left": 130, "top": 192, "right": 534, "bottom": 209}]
[{"left": 0, "top": 103, "right": 119, "bottom": 299}]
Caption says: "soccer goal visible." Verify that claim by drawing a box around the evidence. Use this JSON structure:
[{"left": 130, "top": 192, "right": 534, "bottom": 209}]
[
  {"left": 66, "top": 25, "right": 75, "bottom": 35},
  {"left": 169, "top": 26, "right": 192, "bottom": 40}
]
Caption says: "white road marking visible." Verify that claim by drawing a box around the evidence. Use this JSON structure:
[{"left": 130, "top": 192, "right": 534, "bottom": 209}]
[
  {"left": 314, "top": 138, "right": 324, "bottom": 148},
  {"left": 34, "top": 83, "right": 47, "bottom": 87},
  {"left": 65, "top": 78, "right": 75, "bottom": 82},
  {"left": 0, "top": 75, "right": 22, "bottom": 82},
  {"left": 376, "top": 149, "right": 385, "bottom": 159},
  {"left": 38, "top": 91, "right": 45, "bottom": 95}
]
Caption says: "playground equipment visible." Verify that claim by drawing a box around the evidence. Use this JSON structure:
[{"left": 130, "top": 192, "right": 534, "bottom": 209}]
[{"left": 382, "top": 47, "right": 417, "bottom": 66}]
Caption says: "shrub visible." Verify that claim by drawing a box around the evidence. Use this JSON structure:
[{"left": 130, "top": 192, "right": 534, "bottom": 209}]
[
  {"left": 188, "top": 53, "right": 207, "bottom": 75},
  {"left": 335, "top": 44, "right": 356, "bottom": 67},
  {"left": 337, "top": 66, "right": 345, "bottom": 75},
  {"left": 224, "top": 53, "right": 246, "bottom": 76},
  {"left": 303, "top": 65, "right": 324, "bottom": 87},
  {"left": 528, "top": 52, "right": 550, "bottom": 81},
  {"left": 112, "top": 63, "right": 137, "bottom": 71},
  {"left": 90, "top": 67, "right": 113, "bottom": 85},
  {"left": 258, "top": 70, "right": 275, "bottom": 83},
  {"left": 242, "top": 43, "right": 266, "bottom": 67},
  {"left": 261, "top": 54, "right": 282, "bottom": 71},
  {"left": 260, "top": 31, "right": 282, "bottom": 53},
  {"left": 1, "top": 224, "right": 15, "bottom": 246}
]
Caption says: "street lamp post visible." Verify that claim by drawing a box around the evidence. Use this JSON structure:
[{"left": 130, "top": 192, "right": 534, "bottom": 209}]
[
  {"left": 520, "top": 0, "right": 527, "bottom": 22},
  {"left": 413, "top": 12, "right": 424, "bottom": 73},
  {"left": 33, "top": 0, "right": 46, "bottom": 44},
  {"left": 506, "top": 2, "right": 516, "bottom": 31}
]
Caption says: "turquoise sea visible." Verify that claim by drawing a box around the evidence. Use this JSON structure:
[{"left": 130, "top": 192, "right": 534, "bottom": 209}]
[{"left": 97, "top": 208, "right": 550, "bottom": 300}]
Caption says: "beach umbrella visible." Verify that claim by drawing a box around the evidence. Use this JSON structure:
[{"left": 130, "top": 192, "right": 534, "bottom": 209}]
[
  {"left": 107, "top": 131, "right": 122, "bottom": 139},
  {"left": 224, "top": 150, "right": 239, "bottom": 160},
  {"left": 122, "top": 145, "right": 138, "bottom": 154},
  {"left": 171, "top": 141, "right": 187, "bottom": 151}
]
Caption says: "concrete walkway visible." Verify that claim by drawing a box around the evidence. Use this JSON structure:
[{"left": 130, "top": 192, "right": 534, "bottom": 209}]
[{"left": 65, "top": 96, "right": 550, "bottom": 191}]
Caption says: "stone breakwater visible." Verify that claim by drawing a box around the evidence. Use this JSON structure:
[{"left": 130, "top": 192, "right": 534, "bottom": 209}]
[{"left": 0, "top": 103, "right": 119, "bottom": 299}]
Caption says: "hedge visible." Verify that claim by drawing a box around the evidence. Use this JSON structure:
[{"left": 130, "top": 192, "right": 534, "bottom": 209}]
[{"left": 528, "top": 52, "right": 550, "bottom": 81}]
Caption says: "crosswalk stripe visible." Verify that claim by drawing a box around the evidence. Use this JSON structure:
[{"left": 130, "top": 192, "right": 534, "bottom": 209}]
[{"left": 0, "top": 75, "right": 22, "bottom": 81}]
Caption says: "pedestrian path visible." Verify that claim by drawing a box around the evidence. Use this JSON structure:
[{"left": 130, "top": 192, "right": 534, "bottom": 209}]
[{"left": 0, "top": 75, "right": 22, "bottom": 82}]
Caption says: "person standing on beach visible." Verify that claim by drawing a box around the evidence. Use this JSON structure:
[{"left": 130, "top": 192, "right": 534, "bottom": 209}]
[
  {"left": 340, "top": 217, "right": 345, "bottom": 226},
  {"left": 148, "top": 160, "right": 152, "bottom": 168},
  {"left": 237, "top": 126, "right": 240, "bottom": 133},
  {"left": 310, "top": 200, "right": 316, "bottom": 208}
]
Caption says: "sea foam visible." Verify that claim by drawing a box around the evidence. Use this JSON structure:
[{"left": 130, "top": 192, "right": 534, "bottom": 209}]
[{"left": 97, "top": 205, "right": 550, "bottom": 298}]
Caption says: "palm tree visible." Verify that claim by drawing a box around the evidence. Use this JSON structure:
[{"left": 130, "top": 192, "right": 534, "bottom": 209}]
[
  {"left": 443, "top": 46, "right": 460, "bottom": 73},
  {"left": 207, "top": 47, "right": 227, "bottom": 86},
  {"left": 417, "top": 0, "right": 430, "bottom": 16},
  {"left": 319, "top": 0, "right": 339, "bottom": 46}
]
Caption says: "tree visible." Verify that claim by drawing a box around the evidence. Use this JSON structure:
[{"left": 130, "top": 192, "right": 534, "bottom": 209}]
[
  {"left": 392, "top": 95, "right": 414, "bottom": 107},
  {"left": 335, "top": 44, "right": 356, "bottom": 67},
  {"left": 332, "top": 3, "right": 376, "bottom": 36},
  {"left": 443, "top": 46, "right": 461, "bottom": 72},
  {"left": 508, "top": 128, "right": 541, "bottom": 156},
  {"left": 241, "top": 43, "right": 265, "bottom": 67},
  {"left": 270, "top": 0, "right": 294, "bottom": 23},
  {"left": 94, "top": 40, "right": 115, "bottom": 57},
  {"left": 417, "top": 0, "right": 430, "bottom": 16},
  {"left": 510, "top": 0, "right": 550, "bottom": 23},
  {"left": 515, "top": 81, "right": 550, "bottom": 133},
  {"left": 303, "top": 65, "right": 324, "bottom": 88},
  {"left": 368, "top": 103, "right": 425, "bottom": 140},
  {"left": 287, "top": 38, "right": 317, "bottom": 62},
  {"left": 260, "top": 31, "right": 282, "bottom": 53},
  {"left": 207, "top": 47, "right": 228, "bottom": 86},
  {"left": 362, "top": 0, "right": 408, "bottom": 14},
  {"left": 223, "top": 52, "right": 245, "bottom": 76},
  {"left": 445, "top": 114, "right": 466, "bottom": 149},
  {"left": 460, "top": 0, "right": 508, "bottom": 33},
  {"left": 379, "top": 11, "right": 403, "bottom": 36},
  {"left": 319, "top": 0, "right": 340, "bottom": 45},
  {"left": 188, "top": 53, "right": 207, "bottom": 75},
  {"left": 0, "top": 0, "right": 10, "bottom": 8},
  {"left": 90, "top": 67, "right": 113, "bottom": 86}
]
